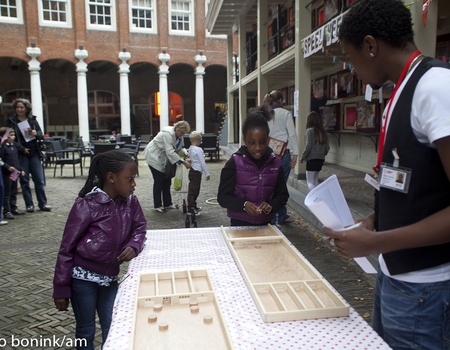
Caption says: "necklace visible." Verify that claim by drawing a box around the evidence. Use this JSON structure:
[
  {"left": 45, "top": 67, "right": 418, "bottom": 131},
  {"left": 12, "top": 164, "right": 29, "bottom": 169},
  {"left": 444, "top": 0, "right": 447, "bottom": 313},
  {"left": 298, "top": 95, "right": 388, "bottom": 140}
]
[{"left": 406, "top": 54, "right": 424, "bottom": 76}]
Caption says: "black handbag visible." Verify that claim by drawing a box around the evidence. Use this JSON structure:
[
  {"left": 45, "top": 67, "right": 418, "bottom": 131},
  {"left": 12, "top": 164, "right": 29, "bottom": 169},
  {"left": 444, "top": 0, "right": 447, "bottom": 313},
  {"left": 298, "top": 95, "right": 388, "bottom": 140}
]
[{"left": 165, "top": 160, "right": 176, "bottom": 178}]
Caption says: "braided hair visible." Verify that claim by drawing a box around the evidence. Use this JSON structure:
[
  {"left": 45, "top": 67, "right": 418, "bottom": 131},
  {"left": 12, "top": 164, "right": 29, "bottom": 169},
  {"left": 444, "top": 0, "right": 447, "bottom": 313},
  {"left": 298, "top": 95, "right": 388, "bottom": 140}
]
[{"left": 78, "top": 150, "right": 134, "bottom": 198}]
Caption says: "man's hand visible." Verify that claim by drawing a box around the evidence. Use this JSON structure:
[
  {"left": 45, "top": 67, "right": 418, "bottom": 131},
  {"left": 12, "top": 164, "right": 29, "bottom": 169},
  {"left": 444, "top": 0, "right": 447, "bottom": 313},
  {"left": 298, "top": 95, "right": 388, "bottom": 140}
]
[{"left": 206, "top": 176, "right": 210, "bottom": 181}]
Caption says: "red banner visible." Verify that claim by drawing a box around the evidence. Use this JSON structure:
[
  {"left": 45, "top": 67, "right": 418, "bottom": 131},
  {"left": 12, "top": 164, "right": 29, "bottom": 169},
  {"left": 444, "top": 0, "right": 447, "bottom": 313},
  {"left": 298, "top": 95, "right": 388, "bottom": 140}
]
[{"left": 422, "top": 0, "right": 433, "bottom": 28}]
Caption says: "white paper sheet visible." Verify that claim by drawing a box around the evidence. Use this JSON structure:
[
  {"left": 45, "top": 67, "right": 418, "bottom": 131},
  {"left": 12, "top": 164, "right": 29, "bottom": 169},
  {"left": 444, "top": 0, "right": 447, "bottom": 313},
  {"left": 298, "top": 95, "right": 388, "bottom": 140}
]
[
  {"left": 305, "top": 174, "right": 377, "bottom": 274},
  {"left": 17, "top": 120, "right": 35, "bottom": 142}
]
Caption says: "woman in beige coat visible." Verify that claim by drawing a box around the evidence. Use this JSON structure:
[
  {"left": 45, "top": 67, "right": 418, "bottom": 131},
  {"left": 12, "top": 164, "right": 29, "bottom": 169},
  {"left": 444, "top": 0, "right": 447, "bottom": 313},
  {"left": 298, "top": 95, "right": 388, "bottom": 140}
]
[{"left": 143, "top": 121, "right": 191, "bottom": 212}]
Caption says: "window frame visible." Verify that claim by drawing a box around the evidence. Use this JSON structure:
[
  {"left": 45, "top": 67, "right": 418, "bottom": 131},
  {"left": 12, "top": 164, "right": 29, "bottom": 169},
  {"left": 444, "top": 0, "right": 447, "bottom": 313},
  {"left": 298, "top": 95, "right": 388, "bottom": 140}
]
[
  {"left": 129, "top": 0, "right": 157, "bottom": 34},
  {"left": 168, "top": 0, "right": 194, "bottom": 37},
  {"left": 85, "top": 0, "right": 116, "bottom": 32},
  {"left": 0, "top": 0, "right": 24, "bottom": 24},
  {"left": 38, "top": 0, "right": 72, "bottom": 28}
]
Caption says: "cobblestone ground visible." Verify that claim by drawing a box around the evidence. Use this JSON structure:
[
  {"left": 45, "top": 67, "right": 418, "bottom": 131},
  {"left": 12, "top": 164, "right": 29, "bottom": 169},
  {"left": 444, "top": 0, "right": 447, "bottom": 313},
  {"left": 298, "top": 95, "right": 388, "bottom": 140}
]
[{"left": 0, "top": 153, "right": 376, "bottom": 349}]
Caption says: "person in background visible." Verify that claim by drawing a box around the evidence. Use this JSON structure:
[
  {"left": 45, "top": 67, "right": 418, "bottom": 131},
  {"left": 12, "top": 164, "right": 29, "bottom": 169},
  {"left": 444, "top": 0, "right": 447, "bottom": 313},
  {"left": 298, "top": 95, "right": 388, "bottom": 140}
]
[
  {"left": 263, "top": 90, "right": 299, "bottom": 224},
  {"left": 53, "top": 151, "right": 146, "bottom": 350},
  {"left": 187, "top": 131, "right": 210, "bottom": 216},
  {"left": 300, "top": 111, "right": 330, "bottom": 190},
  {"left": 0, "top": 157, "right": 7, "bottom": 225},
  {"left": 218, "top": 105, "right": 289, "bottom": 226},
  {"left": 6, "top": 98, "right": 51, "bottom": 212},
  {"left": 143, "top": 121, "right": 191, "bottom": 213},
  {"left": 210, "top": 106, "right": 221, "bottom": 135},
  {"left": 0, "top": 127, "right": 25, "bottom": 220},
  {"left": 323, "top": 1, "right": 450, "bottom": 349}
]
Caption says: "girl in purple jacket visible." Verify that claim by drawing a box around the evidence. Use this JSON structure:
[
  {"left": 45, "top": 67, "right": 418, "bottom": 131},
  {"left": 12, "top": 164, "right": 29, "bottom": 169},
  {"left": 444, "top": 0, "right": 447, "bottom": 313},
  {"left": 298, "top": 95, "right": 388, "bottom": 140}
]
[
  {"left": 218, "top": 105, "right": 289, "bottom": 226},
  {"left": 53, "top": 151, "right": 147, "bottom": 350}
]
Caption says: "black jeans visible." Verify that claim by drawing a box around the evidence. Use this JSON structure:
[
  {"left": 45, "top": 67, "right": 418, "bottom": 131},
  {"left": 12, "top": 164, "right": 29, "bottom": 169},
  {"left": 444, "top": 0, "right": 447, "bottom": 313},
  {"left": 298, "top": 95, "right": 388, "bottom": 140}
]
[
  {"left": 187, "top": 169, "right": 202, "bottom": 210},
  {"left": 149, "top": 166, "right": 172, "bottom": 208},
  {"left": 2, "top": 175, "right": 18, "bottom": 214}
]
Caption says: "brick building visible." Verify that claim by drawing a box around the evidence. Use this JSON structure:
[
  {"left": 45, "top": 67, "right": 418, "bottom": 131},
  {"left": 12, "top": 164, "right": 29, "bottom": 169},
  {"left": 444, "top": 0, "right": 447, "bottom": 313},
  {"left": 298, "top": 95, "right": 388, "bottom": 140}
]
[{"left": 0, "top": 0, "right": 230, "bottom": 141}]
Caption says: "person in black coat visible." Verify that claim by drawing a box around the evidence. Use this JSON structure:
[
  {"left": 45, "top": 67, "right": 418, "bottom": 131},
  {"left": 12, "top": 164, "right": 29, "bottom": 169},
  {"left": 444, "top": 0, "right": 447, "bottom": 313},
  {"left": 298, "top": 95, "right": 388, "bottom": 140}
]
[{"left": 6, "top": 99, "right": 51, "bottom": 212}]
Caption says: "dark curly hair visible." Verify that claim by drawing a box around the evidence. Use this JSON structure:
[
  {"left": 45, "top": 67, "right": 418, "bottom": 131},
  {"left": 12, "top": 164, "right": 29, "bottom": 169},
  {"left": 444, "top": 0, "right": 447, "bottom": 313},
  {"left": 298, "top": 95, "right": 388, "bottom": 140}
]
[
  {"left": 339, "top": 0, "right": 414, "bottom": 50},
  {"left": 242, "top": 105, "right": 273, "bottom": 138}
]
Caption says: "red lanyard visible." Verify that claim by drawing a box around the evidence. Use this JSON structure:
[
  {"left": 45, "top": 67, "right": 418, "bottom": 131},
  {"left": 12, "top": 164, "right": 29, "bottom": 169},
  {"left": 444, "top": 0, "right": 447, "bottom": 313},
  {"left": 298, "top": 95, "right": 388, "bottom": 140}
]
[{"left": 374, "top": 50, "right": 421, "bottom": 174}]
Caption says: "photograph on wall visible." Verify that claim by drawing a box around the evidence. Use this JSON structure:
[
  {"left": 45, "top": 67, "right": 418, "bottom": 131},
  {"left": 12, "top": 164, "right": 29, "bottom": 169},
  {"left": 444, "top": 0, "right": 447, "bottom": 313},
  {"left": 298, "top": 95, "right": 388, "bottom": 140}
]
[
  {"left": 330, "top": 74, "right": 338, "bottom": 99},
  {"left": 281, "top": 88, "right": 288, "bottom": 105},
  {"left": 283, "top": 28, "right": 294, "bottom": 49},
  {"left": 337, "top": 69, "right": 356, "bottom": 98},
  {"left": 320, "top": 104, "right": 340, "bottom": 131},
  {"left": 314, "top": 76, "right": 328, "bottom": 99},
  {"left": 324, "top": 0, "right": 339, "bottom": 22},
  {"left": 343, "top": 103, "right": 357, "bottom": 130},
  {"left": 356, "top": 100, "right": 379, "bottom": 133}
]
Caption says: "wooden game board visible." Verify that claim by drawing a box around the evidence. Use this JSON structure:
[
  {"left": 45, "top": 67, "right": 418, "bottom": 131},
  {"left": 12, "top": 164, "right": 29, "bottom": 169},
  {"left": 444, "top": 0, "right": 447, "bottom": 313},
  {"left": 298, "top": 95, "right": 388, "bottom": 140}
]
[
  {"left": 221, "top": 225, "right": 349, "bottom": 322},
  {"left": 130, "top": 269, "right": 234, "bottom": 349}
]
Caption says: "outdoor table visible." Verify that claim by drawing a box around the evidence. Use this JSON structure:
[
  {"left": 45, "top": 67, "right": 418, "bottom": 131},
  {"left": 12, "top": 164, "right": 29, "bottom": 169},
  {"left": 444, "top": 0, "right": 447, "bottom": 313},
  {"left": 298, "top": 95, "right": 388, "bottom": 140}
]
[{"left": 104, "top": 227, "right": 390, "bottom": 349}]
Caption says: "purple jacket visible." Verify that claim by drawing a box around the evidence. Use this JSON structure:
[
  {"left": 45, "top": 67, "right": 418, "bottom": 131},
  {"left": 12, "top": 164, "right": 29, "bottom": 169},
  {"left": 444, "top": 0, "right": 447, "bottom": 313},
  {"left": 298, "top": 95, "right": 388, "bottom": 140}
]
[
  {"left": 53, "top": 191, "right": 147, "bottom": 299},
  {"left": 228, "top": 153, "right": 281, "bottom": 224}
]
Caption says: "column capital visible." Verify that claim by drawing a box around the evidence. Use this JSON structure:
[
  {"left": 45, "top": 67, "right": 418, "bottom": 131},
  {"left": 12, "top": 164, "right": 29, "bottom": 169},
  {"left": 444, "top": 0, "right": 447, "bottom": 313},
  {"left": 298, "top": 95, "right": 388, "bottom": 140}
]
[
  {"left": 195, "top": 54, "right": 207, "bottom": 67},
  {"left": 118, "top": 51, "right": 131, "bottom": 74},
  {"left": 27, "top": 47, "right": 41, "bottom": 72},
  {"left": 118, "top": 51, "right": 131, "bottom": 63},
  {"left": 158, "top": 52, "right": 170, "bottom": 75},
  {"left": 75, "top": 49, "right": 89, "bottom": 62}
]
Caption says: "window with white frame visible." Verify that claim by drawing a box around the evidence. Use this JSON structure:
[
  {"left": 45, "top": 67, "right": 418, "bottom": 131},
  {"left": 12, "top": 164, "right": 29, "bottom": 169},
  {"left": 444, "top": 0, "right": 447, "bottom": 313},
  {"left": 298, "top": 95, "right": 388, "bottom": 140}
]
[
  {"left": 205, "top": 1, "right": 226, "bottom": 39},
  {"left": 129, "top": 0, "right": 156, "bottom": 34},
  {"left": 38, "top": 0, "right": 72, "bottom": 28},
  {"left": 169, "top": 0, "right": 194, "bottom": 36},
  {"left": 0, "top": 0, "right": 24, "bottom": 24},
  {"left": 86, "top": 0, "right": 116, "bottom": 31}
]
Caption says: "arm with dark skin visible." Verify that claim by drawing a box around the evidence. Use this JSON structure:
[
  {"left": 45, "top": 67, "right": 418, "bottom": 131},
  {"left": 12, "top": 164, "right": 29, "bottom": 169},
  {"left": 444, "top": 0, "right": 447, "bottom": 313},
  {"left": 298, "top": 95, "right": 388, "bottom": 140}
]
[{"left": 323, "top": 136, "right": 450, "bottom": 258}]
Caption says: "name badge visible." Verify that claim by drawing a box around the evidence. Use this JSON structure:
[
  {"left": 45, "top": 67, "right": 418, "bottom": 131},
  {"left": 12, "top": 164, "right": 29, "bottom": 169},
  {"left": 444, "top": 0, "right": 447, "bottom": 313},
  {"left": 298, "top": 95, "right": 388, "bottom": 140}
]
[{"left": 379, "top": 163, "right": 411, "bottom": 194}]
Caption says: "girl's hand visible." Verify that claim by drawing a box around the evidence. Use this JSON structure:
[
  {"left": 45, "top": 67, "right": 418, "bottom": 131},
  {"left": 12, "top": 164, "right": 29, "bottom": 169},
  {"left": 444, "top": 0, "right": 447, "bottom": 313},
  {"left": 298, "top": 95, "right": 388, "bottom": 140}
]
[
  {"left": 117, "top": 247, "right": 136, "bottom": 262},
  {"left": 183, "top": 161, "right": 191, "bottom": 169},
  {"left": 8, "top": 166, "right": 15, "bottom": 173},
  {"left": 54, "top": 298, "right": 70, "bottom": 311},
  {"left": 257, "top": 201, "right": 272, "bottom": 214},
  {"left": 244, "top": 201, "right": 260, "bottom": 216},
  {"left": 206, "top": 176, "right": 210, "bottom": 181},
  {"left": 30, "top": 130, "right": 37, "bottom": 136}
]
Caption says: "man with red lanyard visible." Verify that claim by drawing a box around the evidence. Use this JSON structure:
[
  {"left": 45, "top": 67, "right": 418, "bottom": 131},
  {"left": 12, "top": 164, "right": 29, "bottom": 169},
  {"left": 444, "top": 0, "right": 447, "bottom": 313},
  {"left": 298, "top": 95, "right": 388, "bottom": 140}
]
[{"left": 322, "top": 0, "right": 450, "bottom": 349}]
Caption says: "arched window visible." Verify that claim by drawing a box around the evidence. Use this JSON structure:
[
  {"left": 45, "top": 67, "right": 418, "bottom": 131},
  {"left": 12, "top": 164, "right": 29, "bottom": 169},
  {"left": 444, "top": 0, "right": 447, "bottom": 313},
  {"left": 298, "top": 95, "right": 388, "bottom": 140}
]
[
  {"left": 1, "top": 90, "right": 48, "bottom": 127},
  {"left": 149, "top": 92, "right": 183, "bottom": 134},
  {"left": 88, "top": 90, "right": 120, "bottom": 132}
]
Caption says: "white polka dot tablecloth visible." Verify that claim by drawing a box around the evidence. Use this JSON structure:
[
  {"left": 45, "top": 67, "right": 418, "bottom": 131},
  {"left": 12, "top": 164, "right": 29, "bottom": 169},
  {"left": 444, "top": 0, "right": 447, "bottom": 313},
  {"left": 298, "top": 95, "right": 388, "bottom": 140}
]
[{"left": 104, "top": 227, "right": 391, "bottom": 350}]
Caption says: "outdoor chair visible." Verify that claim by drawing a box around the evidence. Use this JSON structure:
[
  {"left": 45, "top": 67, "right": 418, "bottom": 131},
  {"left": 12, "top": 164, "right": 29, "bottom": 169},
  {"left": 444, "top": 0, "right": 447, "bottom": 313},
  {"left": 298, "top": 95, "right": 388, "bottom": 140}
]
[
  {"left": 93, "top": 143, "right": 117, "bottom": 156},
  {"left": 138, "top": 135, "right": 153, "bottom": 152},
  {"left": 201, "top": 134, "right": 220, "bottom": 160},
  {"left": 121, "top": 141, "right": 141, "bottom": 176},
  {"left": 51, "top": 141, "right": 83, "bottom": 177}
]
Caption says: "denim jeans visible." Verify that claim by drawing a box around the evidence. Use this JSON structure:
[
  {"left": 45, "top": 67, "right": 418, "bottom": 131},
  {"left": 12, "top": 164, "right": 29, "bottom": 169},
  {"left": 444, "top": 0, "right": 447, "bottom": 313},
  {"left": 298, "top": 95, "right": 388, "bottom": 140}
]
[
  {"left": 0, "top": 174, "right": 4, "bottom": 221},
  {"left": 271, "top": 152, "right": 291, "bottom": 224},
  {"left": 372, "top": 266, "right": 450, "bottom": 350},
  {"left": 20, "top": 155, "right": 47, "bottom": 209},
  {"left": 70, "top": 278, "right": 118, "bottom": 350}
]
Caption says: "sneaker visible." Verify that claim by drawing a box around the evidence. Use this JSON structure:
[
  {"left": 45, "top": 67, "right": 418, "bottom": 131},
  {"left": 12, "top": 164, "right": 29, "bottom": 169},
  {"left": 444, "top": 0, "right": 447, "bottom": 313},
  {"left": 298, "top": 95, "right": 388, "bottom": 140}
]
[
  {"left": 0, "top": 221, "right": 8, "bottom": 225},
  {"left": 194, "top": 206, "right": 202, "bottom": 212},
  {"left": 165, "top": 204, "right": 179, "bottom": 210},
  {"left": 12, "top": 209, "right": 25, "bottom": 215},
  {"left": 4, "top": 212, "right": 14, "bottom": 220},
  {"left": 40, "top": 205, "right": 52, "bottom": 212},
  {"left": 155, "top": 207, "right": 167, "bottom": 213},
  {"left": 188, "top": 209, "right": 200, "bottom": 216},
  {"left": 27, "top": 206, "right": 35, "bottom": 213}
]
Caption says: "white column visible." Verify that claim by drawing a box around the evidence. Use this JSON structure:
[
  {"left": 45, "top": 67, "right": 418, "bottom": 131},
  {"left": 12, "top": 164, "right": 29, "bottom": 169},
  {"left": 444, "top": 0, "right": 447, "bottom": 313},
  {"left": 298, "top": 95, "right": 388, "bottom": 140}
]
[
  {"left": 118, "top": 50, "right": 131, "bottom": 135},
  {"left": 75, "top": 48, "right": 90, "bottom": 144},
  {"left": 26, "top": 46, "right": 44, "bottom": 132},
  {"left": 158, "top": 52, "right": 170, "bottom": 129},
  {"left": 194, "top": 53, "right": 207, "bottom": 134}
]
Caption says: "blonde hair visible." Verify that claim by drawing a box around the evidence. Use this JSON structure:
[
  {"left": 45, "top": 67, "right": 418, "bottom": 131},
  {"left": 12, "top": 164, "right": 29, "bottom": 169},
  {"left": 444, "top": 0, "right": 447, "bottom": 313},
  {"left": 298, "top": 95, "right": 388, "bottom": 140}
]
[
  {"left": 263, "top": 90, "right": 283, "bottom": 105},
  {"left": 174, "top": 121, "right": 190, "bottom": 134},
  {"left": 189, "top": 131, "right": 202, "bottom": 142}
]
